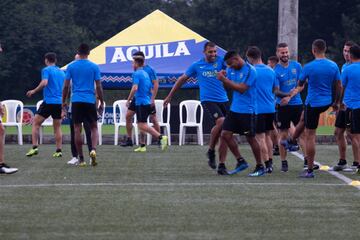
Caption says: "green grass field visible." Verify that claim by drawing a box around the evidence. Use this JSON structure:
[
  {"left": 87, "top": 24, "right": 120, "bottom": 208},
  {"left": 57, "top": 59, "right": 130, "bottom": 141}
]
[
  {"left": 3, "top": 125, "right": 335, "bottom": 135},
  {"left": 1, "top": 144, "right": 359, "bottom": 239}
]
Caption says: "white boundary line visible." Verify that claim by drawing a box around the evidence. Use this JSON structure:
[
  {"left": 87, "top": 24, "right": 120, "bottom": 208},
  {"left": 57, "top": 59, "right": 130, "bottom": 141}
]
[
  {"left": 0, "top": 182, "right": 347, "bottom": 189},
  {"left": 291, "top": 151, "right": 360, "bottom": 190}
]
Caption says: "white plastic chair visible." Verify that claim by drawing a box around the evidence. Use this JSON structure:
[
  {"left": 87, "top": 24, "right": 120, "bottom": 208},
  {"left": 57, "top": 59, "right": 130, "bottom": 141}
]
[
  {"left": 179, "top": 100, "right": 203, "bottom": 146},
  {"left": 113, "top": 100, "right": 138, "bottom": 145},
  {"left": 1, "top": 100, "right": 23, "bottom": 145},
  {"left": 84, "top": 101, "right": 106, "bottom": 145},
  {"left": 36, "top": 100, "right": 53, "bottom": 144},
  {"left": 146, "top": 100, "right": 171, "bottom": 145}
]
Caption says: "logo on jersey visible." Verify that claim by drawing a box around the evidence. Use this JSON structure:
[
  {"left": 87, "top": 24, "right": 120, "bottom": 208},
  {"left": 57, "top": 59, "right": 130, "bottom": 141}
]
[
  {"left": 213, "top": 63, "right": 218, "bottom": 68},
  {"left": 239, "top": 73, "right": 244, "bottom": 79},
  {"left": 292, "top": 68, "right": 297, "bottom": 75},
  {"left": 202, "top": 71, "right": 217, "bottom": 78},
  {"left": 213, "top": 112, "right": 219, "bottom": 119}
]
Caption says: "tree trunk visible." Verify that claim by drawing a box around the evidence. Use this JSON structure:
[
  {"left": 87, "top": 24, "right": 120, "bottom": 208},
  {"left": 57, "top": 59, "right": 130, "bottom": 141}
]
[{"left": 278, "top": 0, "right": 299, "bottom": 60}]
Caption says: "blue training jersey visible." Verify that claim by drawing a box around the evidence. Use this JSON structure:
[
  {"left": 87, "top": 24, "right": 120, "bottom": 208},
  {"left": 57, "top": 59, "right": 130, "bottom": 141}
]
[
  {"left": 227, "top": 63, "right": 257, "bottom": 114},
  {"left": 185, "top": 56, "right": 228, "bottom": 103},
  {"left": 255, "top": 64, "right": 278, "bottom": 114},
  {"left": 341, "top": 62, "right": 360, "bottom": 109},
  {"left": 299, "top": 58, "right": 341, "bottom": 107},
  {"left": 143, "top": 65, "right": 157, "bottom": 88},
  {"left": 65, "top": 59, "right": 101, "bottom": 104},
  {"left": 133, "top": 69, "right": 151, "bottom": 106},
  {"left": 41, "top": 66, "right": 65, "bottom": 104},
  {"left": 274, "top": 60, "right": 303, "bottom": 105}
]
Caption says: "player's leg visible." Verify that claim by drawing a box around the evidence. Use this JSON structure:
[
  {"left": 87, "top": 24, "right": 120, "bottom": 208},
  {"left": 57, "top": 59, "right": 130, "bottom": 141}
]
[
  {"left": 277, "top": 106, "right": 292, "bottom": 171},
  {"left": 136, "top": 105, "right": 167, "bottom": 151},
  {"left": 332, "top": 109, "right": 347, "bottom": 170},
  {"left": 52, "top": 119, "right": 62, "bottom": 157},
  {"left": 67, "top": 113, "right": 79, "bottom": 165},
  {"left": 26, "top": 114, "right": 45, "bottom": 157},
  {"left": 74, "top": 123, "right": 85, "bottom": 165},
  {"left": 122, "top": 98, "right": 136, "bottom": 147},
  {"left": 349, "top": 109, "right": 360, "bottom": 170},
  {"left": 202, "top": 102, "right": 228, "bottom": 170},
  {"left": 217, "top": 112, "right": 248, "bottom": 175},
  {"left": 83, "top": 120, "right": 93, "bottom": 153},
  {"left": 50, "top": 104, "right": 63, "bottom": 157},
  {"left": 255, "top": 114, "right": 268, "bottom": 166},
  {"left": 149, "top": 104, "right": 160, "bottom": 133},
  {"left": 0, "top": 122, "right": 18, "bottom": 174},
  {"left": 300, "top": 105, "right": 328, "bottom": 178}
]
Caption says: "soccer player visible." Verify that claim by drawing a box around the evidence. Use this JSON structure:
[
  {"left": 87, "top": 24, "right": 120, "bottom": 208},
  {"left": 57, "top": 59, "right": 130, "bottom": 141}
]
[
  {"left": 286, "top": 39, "right": 342, "bottom": 178},
  {"left": 339, "top": 44, "right": 360, "bottom": 173},
  {"left": 0, "top": 45, "right": 18, "bottom": 174},
  {"left": 332, "top": 41, "right": 358, "bottom": 171},
  {"left": 62, "top": 43, "right": 104, "bottom": 166},
  {"left": 267, "top": 56, "right": 279, "bottom": 69},
  {"left": 0, "top": 103, "right": 18, "bottom": 174},
  {"left": 274, "top": 43, "right": 305, "bottom": 172},
  {"left": 26, "top": 52, "right": 65, "bottom": 157},
  {"left": 121, "top": 51, "right": 160, "bottom": 151},
  {"left": 216, "top": 50, "right": 264, "bottom": 176},
  {"left": 66, "top": 54, "right": 93, "bottom": 165},
  {"left": 126, "top": 52, "right": 168, "bottom": 151},
  {"left": 164, "top": 42, "right": 229, "bottom": 169},
  {"left": 246, "top": 46, "right": 293, "bottom": 173}
]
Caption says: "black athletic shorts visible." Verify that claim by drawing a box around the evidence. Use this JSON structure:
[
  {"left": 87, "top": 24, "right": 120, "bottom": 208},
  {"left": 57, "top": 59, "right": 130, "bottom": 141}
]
[
  {"left": 129, "top": 97, "right": 156, "bottom": 114},
  {"left": 304, "top": 104, "right": 330, "bottom": 129},
  {"left": 256, "top": 113, "right": 275, "bottom": 133},
  {"left": 347, "top": 108, "right": 360, "bottom": 134},
  {"left": 136, "top": 104, "right": 152, "bottom": 123},
  {"left": 335, "top": 109, "right": 347, "bottom": 129},
  {"left": 276, "top": 104, "right": 303, "bottom": 130},
  {"left": 222, "top": 111, "right": 256, "bottom": 137},
  {"left": 37, "top": 102, "right": 62, "bottom": 119},
  {"left": 71, "top": 102, "right": 97, "bottom": 124},
  {"left": 202, "top": 101, "right": 229, "bottom": 124}
]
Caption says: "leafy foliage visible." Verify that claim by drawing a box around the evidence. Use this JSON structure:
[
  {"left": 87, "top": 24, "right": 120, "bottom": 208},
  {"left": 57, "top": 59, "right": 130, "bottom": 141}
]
[{"left": 1, "top": 0, "right": 360, "bottom": 100}]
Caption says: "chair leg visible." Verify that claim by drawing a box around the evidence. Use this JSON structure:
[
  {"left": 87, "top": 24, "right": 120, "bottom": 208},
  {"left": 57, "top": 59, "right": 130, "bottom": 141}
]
[
  {"left": 18, "top": 125, "right": 23, "bottom": 145},
  {"left": 134, "top": 125, "right": 139, "bottom": 145},
  {"left": 179, "top": 125, "right": 183, "bottom": 146},
  {"left": 198, "top": 126, "right": 203, "bottom": 146},
  {"left": 166, "top": 125, "right": 171, "bottom": 146},
  {"left": 114, "top": 126, "right": 119, "bottom": 145},
  {"left": 39, "top": 127, "right": 43, "bottom": 145},
  {"left": 183, "top": 127, "right": 187, "bottom": 145},
  {"left": 147, "top": 133, "right": 152, "bottom": 145},
  {"left": 98, "top": 125, "right": 102, "bottom": 145}
]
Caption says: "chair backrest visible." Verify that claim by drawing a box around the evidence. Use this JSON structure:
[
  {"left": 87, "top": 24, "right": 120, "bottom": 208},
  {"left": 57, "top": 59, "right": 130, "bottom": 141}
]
[
  {"left": 113, "top": 100, "right": 137, "bottom": 124},
  {"left": 36, "top": 100, "right": 53, "bottom": 124},
  {"left": 98, "top": 101, "right": 106, "bottom": 124},
  {"left": 179, "top": 100, "right": 203, "bottom": 124},
  {"left": 1, "top": 100, "right": 24, "bottom": 124},
  {"left": 153, "top": 100, "right": 171, "bottom": 124}
]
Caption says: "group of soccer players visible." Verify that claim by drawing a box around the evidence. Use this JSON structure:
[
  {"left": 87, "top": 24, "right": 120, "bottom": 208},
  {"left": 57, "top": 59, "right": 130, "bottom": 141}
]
[
  {"left": 22, "top": 43, "right": 168, "bottom": 169},
  {"left": 165, "top": 39, "right": 360, "bottom": 178},
  {"left": 1, "top": 39, "right": 360, "bottom": 179}
]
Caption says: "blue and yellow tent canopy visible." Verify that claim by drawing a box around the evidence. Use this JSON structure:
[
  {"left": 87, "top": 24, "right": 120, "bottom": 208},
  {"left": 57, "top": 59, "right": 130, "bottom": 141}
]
[{"left": 75, "top": 9, "right": 226, "bottom": 89}]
